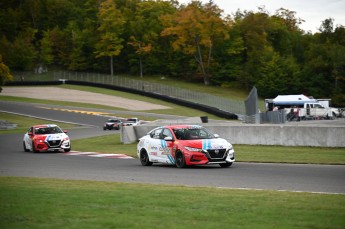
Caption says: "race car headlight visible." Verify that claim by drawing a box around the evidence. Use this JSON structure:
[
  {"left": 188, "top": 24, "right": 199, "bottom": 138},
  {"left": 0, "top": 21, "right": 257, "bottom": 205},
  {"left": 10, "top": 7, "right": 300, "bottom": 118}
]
[
  {"left": 63, "top": 137, "right": 69, "bottom": 141},
  {"left": 184, "top": 146, "right": 202, "bottom": 152}
]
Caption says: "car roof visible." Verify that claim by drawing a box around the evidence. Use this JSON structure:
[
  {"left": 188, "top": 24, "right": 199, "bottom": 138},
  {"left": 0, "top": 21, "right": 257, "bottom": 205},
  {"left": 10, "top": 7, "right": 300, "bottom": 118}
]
[
  {"left": 163, "top": 125, "right": 202, "bottom": 129},
  {"left": 32, "top": 124, "right": 58, "bottom": 128}
]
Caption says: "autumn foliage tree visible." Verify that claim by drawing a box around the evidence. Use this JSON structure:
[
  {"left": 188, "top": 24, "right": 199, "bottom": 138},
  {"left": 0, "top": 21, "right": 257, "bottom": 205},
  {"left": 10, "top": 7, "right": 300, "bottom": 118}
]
[
  {"left": 0, "top": 55, "right": 13, "bottom": 92},
  {"left": 161, "top": 1, "right": 229, "bottom": 85}
]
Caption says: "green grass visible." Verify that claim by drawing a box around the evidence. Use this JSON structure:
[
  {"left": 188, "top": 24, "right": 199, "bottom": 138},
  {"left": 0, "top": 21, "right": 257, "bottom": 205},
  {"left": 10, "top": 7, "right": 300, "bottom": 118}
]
[
  {"left": 0, "top": 177, "right": 344, "bottom": 229},
  {"left": 235, "top": 144, "right": 345, "bottom": 164},
  {"left": 72, "top": 133, "right": 137, "bottom": 155},
  {"left": 0, "top": 112, "right": 77, "bottom": 134},
  {"left": 123, "top": 74, "right": 250, "bottom": 100}
]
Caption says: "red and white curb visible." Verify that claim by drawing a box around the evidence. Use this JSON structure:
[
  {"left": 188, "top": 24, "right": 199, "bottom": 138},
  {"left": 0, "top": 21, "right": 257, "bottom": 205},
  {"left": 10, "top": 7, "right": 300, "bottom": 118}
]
[{"left": 64, "top": 151, "right": 134, "bottom": 159}]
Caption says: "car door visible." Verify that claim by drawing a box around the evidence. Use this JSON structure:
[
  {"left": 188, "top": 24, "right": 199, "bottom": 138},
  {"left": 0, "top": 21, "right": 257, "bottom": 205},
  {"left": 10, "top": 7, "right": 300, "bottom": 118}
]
[
  {"left": 158, "top": 128, "right": 175, "bottom": 165},
  {"left": 147, "top": 128, "right": 164, "bottom": 162}
]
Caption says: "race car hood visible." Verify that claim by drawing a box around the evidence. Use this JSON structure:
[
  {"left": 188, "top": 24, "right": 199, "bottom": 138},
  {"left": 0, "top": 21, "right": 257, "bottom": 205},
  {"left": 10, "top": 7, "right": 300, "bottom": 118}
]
[
  {"left": 34, "top": 133, "right": 68, "bottom": 141},
  {"left": 182, "top": 138, "right": 231, "bottom": 150}
]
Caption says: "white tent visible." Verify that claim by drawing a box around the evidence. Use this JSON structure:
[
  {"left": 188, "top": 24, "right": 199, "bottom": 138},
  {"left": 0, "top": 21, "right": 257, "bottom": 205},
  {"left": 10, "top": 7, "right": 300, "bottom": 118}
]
[{"left": 272, "top": 94, "right": 318, "bottom": 105}]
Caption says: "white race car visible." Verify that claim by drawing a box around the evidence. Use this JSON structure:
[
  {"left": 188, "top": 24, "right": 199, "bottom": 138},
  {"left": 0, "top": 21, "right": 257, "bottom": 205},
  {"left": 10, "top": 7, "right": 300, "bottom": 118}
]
[
  {"left": 23, "top": 124, "right": 71, "bottom": 153},
  {"left": 137, "top": 125, "right": 235, "bottom": 168}
]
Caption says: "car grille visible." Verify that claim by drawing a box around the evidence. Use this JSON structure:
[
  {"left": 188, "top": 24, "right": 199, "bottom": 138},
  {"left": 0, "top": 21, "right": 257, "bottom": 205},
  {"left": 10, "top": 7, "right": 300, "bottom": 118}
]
[
  {"left": 47, "top": 140, "right": 61, "bottom": 147},
  {"left": 204, "top": 149, "right": 227, "bottom": 159}
]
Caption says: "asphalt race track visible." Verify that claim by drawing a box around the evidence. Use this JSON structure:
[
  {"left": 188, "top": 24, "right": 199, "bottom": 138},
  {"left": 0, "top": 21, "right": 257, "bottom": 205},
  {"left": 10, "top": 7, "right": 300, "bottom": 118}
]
[{"left": 1, "top": 101, "right": 345, "bottom": 194}]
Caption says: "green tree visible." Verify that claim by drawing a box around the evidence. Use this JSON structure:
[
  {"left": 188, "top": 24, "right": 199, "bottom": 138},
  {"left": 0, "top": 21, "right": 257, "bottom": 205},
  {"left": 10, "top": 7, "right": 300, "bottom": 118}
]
[
  {"left": 127, "top": 0, "right": 175, "bottom": 78},
  {"left": 37, "top": 30, "right": 53, "bottom": 71},
  {"left": 95, "top": 0, "right": 125, "bottom": 76},
  {"left": 301, "top": 19, "right": 345, "bottom": 105}
]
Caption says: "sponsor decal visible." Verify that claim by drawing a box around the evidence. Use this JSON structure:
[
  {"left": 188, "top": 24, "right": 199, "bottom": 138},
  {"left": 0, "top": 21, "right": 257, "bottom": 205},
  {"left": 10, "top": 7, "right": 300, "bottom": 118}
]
[
  {"left": 202, "top": 140, "right": 224, "bottom": 150},
  {"left": 162, "top": 148, "right": 171, "bottom": 155},
  {"left": 160, "top": 140, "right": 172, "bottom": 155}
]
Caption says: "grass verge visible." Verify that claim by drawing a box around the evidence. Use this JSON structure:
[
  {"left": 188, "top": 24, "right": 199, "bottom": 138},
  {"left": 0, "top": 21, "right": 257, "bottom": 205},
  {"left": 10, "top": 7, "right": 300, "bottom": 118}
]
[
  {"left": 0, "top": 177, "right": 344, "bottom": 229},
  {"left": 0, "top": 112, "right": 77, "bottom": 134}
]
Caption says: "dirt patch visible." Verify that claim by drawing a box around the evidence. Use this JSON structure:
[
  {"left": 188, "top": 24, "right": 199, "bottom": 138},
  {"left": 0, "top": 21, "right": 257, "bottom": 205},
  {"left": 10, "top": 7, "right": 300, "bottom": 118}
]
[{"left": 2, "top": 87, "right": 170, "bottom": 111}]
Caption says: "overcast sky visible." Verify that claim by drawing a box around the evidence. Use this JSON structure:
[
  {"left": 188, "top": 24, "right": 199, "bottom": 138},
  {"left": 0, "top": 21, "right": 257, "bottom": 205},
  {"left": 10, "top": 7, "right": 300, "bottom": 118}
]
[{"left": 178, "top": 0, "right": 345, "bottom": 33}]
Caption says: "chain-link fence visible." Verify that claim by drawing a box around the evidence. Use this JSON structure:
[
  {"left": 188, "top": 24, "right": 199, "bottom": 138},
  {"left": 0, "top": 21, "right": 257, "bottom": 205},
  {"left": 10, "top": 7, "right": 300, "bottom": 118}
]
[
  {"left": 46, "top": 71, "right": 246, "bottom": 116},
  {"left": 10, "top": 71, "right": 245, "bottom": 117}
]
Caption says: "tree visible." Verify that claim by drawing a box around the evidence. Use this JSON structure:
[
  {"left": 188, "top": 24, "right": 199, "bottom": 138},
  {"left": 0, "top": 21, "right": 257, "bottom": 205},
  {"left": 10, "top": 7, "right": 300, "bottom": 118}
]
[
  {"left": 128, "top": 1, "right": 162, "bottom": 77},
  {"left": 95, "top": 0, "right": 125, "bottom": 76},
  {"left": 36, "top": 30, "right": 53, "bottom": 73},
  {"left": 7, "top": 27, "right": 37, "bottom": 70},
  {"left": 0, "top": 55, "right": 13, "bottom": 92},
  {"left": 161, "top": 0, "right": 229, "bottom": 85},
  {"left": 301, "top": 19, "right": 345, "bottom": 105}
]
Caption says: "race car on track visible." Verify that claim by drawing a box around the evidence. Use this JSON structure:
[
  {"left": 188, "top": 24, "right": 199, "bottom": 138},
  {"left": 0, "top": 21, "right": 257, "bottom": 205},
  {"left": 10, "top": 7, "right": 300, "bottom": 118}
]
[
  {"left": 122, "top": 117, "right": 141, "bottom": 126},
  {"left": 23, "top": 124, "right": 71, "bottom": 153},
  {"left": 137, "top": 125, "right": 235, "bottom": 168},
  {"left": 103, "top": 118, "right": 122, "bottom": 130}
]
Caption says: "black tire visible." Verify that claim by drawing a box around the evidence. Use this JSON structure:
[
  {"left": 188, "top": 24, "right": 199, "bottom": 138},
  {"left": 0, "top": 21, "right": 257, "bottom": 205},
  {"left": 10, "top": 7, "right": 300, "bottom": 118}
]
[
  {"left": 219, "top": 162, "right": 233, "bottom": 168},
  {"left": 175, "top": 152, "right": 186, "bottom": 168},
  {"left": 32, "top": 142, "right": 39, "bottom": 153},
  {"left": 23, "top": 142, "right": 30, "bottom": 152},
  {"left": 64, "top": 148, "right": 71, "bottom": 152},
  {"left": 332, "top": 112, "right": 336, "bottom": 120},
  {"left": 140, "top": 150, "right": 153, "bottom": 166},
  {"left": 103, "top": 127, "right": 106, "bottom": 130}
]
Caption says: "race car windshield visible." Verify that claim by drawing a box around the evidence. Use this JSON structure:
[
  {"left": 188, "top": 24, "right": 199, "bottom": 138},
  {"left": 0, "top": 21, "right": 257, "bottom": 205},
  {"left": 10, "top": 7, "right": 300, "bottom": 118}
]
[
  {"left": 35, "top": 127, "right": 63, "bottom": 135},
  {"left": 173, "top": 127, "right": 215, "bottom": 140}
]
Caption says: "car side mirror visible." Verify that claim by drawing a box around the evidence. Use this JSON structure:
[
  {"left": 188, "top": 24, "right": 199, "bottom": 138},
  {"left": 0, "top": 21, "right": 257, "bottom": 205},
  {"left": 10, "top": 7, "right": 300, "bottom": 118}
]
[
  {"left": 28, "top": 132, "right": 33, "bottom": 136},
  {"left": 164, "top": 136, "right": 173, "bottom": 141},
  {"left": 63, "top": 130, "right": 68, "bottom": 133},
  {"left": 214, "top": 134, "right": 219, "bottom": 138}
]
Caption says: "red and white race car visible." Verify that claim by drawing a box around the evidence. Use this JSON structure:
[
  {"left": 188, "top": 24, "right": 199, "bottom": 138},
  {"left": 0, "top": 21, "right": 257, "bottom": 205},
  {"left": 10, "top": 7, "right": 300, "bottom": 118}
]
[
  {"left": 137, "top": 125, "right": 235, "bottom": 168},
  {"left": 23, "top": 124, "right": 71, "bottom": 153}
]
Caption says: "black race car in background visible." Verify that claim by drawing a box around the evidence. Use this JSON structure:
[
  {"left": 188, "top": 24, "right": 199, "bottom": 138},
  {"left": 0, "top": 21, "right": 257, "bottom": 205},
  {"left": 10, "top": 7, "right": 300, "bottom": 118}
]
[{"left": 103, "top": 119, "right": 122, "bottom": 130}]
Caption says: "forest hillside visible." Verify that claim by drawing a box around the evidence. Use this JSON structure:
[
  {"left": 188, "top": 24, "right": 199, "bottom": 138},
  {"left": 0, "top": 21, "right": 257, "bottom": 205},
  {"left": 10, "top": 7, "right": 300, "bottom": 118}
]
[{"left": 0, "top": 0, "right": 344, "bottom": 106}]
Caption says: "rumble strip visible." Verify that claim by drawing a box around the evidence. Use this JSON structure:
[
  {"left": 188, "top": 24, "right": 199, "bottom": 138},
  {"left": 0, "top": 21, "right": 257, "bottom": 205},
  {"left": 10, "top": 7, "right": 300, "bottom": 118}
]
[{"left": 64, "top": 151, "right": 134, "bottom": 159}]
